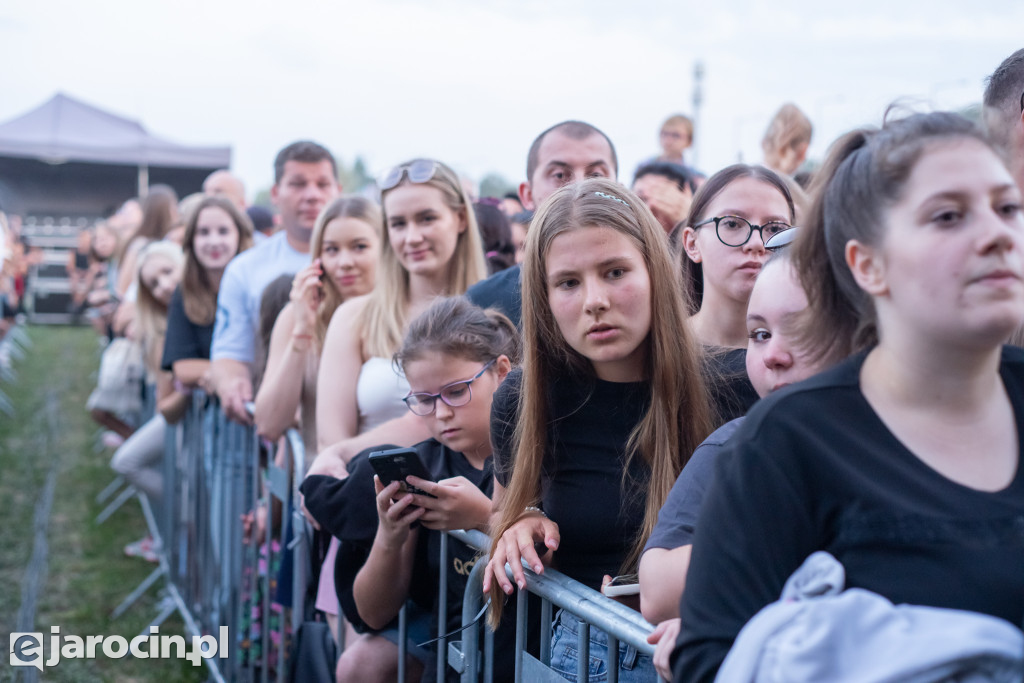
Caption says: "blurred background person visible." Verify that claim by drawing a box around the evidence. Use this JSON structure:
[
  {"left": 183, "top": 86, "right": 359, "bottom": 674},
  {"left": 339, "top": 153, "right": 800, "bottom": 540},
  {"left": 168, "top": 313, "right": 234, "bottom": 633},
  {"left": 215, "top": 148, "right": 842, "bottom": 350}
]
[{"left": 761, "top": 103, "right": 813, "bottom": 177}]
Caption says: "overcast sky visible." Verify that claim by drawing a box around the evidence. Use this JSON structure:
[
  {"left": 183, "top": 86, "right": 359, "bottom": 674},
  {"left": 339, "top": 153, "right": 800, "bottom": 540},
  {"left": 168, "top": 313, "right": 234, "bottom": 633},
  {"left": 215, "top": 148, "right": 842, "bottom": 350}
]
[{"left": 2, "top": 0, "right": 1021, "bottom": 200}]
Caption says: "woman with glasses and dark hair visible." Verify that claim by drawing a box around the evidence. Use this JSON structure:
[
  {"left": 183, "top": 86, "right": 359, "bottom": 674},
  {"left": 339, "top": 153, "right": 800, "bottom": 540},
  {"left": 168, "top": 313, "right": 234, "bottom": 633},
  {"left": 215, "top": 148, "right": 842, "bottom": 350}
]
[
  {"left": 679, "top": 164, "right": 797, "bottom": 421},
  {"left": 304, "top": 158, "right": 487, "bottom": 681}
]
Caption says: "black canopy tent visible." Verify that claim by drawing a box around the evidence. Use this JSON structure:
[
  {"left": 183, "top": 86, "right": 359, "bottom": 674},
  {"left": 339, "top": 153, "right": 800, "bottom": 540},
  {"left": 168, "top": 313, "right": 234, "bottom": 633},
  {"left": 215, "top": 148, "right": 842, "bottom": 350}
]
[{"left": 0, "top": 93, "right": 231, "bottom": 218}]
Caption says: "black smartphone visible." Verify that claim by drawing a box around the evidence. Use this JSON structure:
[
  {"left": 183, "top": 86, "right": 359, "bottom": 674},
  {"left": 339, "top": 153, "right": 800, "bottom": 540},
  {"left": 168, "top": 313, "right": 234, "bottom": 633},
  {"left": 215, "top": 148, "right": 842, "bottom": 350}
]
[{"left": 368, "top": 447, "right": 436, "bottom": 498}]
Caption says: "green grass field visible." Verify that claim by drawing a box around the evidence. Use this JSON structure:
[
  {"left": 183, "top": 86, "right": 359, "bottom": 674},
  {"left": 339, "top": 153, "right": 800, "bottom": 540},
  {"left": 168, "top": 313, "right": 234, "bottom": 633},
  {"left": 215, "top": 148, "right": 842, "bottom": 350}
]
[{"left": 0, "top": 326, "right": 204, "bottom": 682}]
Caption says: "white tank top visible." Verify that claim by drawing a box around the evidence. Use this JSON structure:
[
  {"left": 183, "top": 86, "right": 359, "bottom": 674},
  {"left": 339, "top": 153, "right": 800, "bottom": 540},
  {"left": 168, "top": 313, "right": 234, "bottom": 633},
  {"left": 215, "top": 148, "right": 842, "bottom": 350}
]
[{"left": 355, "top": 356, "right": 410, "bottom": 433}]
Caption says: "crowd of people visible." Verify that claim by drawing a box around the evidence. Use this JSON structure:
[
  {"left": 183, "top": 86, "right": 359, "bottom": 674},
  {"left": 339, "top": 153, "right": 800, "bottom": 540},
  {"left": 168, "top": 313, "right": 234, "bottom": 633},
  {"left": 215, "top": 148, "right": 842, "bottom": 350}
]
[{"left": 42, "top": 45, "right": 1024, "bottom": 682}]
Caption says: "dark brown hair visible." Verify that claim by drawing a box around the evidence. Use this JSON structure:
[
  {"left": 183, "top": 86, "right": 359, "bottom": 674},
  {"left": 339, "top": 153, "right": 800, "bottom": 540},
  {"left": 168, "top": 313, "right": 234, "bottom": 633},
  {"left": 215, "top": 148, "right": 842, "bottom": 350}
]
[
  {"left": 792, "top": 110, "right": 991, "bottom": 365},
  {"left": 181, "top": 196, "right": 255, "bottom": 326},
  {"left": 273, "top": 140, "right": 337, "bottom": 185},
  {"left": 679, "top": 164, "right": 796, "bottom": 313},
  {"left": 394, "top": 296, "right": 521, "bottom": 370},
  {"left": 121, "top": 185, "right": 178, "bottom": 260},
  {"left": 525, "top": 121, "right": 618, "bottom": 182}
]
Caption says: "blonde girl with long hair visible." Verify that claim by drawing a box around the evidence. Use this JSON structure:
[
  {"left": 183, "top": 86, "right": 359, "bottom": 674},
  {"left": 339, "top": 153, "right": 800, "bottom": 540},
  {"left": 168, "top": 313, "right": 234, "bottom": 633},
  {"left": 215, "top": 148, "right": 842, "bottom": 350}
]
[
  {"left": 110, "top": 241, "right": 186, "bottom": 560},
  {"left": 253, "top": 196, "right": 382, "bottom": 451},
  {"left": 482, "top": 178, "right": 714, "bottom": 682},
  {"left": 304, "top": 159, "right": 487, "bottom": 681}
]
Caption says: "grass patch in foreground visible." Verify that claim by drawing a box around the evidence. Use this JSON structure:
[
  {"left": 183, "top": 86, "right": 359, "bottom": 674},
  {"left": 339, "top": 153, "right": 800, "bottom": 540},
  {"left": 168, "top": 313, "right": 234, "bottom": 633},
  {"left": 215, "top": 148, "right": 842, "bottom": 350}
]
[{"left": 0, "top": 325, "right": 203, "bottom": 682}]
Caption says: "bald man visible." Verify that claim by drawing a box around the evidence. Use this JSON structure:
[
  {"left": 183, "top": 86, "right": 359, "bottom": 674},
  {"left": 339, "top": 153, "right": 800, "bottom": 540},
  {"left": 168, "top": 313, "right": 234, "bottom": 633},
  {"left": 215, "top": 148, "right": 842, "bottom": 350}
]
[{"left": 203, "top": 169, "right": 247, "bottom": 210}]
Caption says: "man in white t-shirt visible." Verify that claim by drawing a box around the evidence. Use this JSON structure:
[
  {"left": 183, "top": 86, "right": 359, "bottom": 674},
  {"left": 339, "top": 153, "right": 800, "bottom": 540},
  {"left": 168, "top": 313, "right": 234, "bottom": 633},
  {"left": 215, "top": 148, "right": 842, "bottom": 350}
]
[{"left": 211, "top": 141, "right": 340, "bottom": 423}]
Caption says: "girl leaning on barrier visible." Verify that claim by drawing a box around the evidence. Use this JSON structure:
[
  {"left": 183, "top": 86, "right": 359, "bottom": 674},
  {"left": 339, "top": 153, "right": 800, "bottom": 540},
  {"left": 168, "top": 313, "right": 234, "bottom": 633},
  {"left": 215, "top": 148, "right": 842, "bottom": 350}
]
[
  {"left": 161, "top": 196, "right": 254, "bottom": 392},
  {"left": 335, "top": 297, "right": 519, "bottom": 681},
  {"left": 109, "top": 240, "right": 185, "bottom": 561},
  {"left": 673, "top": 111, "right": 1024, "bottom": 681},
  {"left": 482, "top": 178, "right": 715, "bottom": 683}
]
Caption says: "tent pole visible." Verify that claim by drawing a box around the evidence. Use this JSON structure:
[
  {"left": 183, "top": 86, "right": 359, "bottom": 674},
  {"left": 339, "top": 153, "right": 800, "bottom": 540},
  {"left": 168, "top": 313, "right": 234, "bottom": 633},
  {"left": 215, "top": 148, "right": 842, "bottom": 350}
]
[{"left": 138, "top": 165, "right": 149, "bottom": 197}]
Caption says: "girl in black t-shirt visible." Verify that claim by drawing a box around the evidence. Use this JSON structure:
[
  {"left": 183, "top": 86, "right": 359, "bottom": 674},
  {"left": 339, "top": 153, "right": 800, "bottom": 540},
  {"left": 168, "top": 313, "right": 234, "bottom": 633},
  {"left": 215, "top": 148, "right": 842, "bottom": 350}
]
[
  {"left": 482, "top": 178, "right": 714, "bottom": 682},
  {"left": 674, "top": 112, "right": 1024, "bottom": 681},
  {"left": 162, "top": 196, "right": 253, "bottom": 389},
  {"left": 352, "top": 296, "right": 520, "bottom": 681},
  {"left": 678, "top": 164, "right": 800, "bottom": 422}
]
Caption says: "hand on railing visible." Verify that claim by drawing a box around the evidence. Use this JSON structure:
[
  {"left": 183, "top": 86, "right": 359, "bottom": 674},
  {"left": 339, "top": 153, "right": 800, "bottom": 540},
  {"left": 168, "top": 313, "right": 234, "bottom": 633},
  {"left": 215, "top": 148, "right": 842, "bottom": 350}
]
[
  {"left": 404, "top": 475, "right": 492, "bottom": 532},
  {"left": 298, "top": 492, "right": 321, "bottom": 530},
  {"left": 482, "top": 511, "right": 559, "bottom": 595},
  {"left": 241, "top": 502, "right": 268, "bottom": 545},
  {"left": 647, "top": 617, "right": 680, "bottom": 681}
]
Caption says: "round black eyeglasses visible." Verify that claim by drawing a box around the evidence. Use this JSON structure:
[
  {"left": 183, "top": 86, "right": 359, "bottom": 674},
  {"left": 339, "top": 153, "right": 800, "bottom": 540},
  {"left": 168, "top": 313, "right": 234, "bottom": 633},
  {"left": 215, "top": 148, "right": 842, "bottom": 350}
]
[{"left": 694, "top": 215, "right": 793, "bottom": 248}]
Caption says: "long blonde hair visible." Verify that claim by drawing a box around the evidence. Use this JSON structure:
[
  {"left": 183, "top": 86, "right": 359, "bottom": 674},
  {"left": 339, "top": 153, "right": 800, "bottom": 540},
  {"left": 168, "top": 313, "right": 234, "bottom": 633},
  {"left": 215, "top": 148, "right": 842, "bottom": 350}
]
[
  {"left": 135, "top": 241, "right": 184, "bottom": 374},
  {"left": 488, "top": 178, "right": 714, "bottom": 626},
  {"left": 360, "top": 159, "right": 487, "bottom": 357},
  {"left": 310, "top": 196, "right": 382, "bottom": 349}
]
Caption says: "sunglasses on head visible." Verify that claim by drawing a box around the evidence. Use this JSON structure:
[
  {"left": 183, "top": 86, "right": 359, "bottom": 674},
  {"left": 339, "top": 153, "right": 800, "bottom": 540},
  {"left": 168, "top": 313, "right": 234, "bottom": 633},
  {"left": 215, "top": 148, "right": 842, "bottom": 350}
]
[{"left": 380, "top": 160, "right": 441, "bottom": 192}]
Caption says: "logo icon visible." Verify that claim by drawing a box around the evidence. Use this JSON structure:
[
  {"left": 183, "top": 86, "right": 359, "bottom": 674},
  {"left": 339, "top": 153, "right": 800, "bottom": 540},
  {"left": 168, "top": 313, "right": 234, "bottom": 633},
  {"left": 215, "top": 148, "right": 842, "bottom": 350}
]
[{"left": 10, "top": 632, "right": 44, "bottom": 671}]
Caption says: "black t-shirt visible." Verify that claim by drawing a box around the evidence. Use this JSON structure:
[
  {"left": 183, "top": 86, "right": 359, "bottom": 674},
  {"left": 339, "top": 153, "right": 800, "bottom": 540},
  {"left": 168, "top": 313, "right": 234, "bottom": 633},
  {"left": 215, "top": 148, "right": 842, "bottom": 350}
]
[
  {"left": 491, "top": 368, "right": 651, "bottom": 589},
  {"left": 703, "top": 346, "right": 759, "bottom": 424},
  {"left": 673, "top": 347, "right": 1024, "bottom": 682},
  {"left": 466, "top": 263, "right": 521, "bottom": 328},
  {"left": 643, "top": 417, "right": 744, "bottom": 553},
  {"left": 301, "top": 440, "right": 492, "bottom": 637},
  {"left": 161, "top": 286, "right": 213, "bottom": 371}
]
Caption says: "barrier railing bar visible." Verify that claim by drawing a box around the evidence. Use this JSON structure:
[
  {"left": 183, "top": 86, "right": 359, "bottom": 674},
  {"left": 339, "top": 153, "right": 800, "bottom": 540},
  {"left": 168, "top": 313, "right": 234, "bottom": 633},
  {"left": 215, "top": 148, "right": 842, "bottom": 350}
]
[
  {"left": 502, "top": 564, "right": 655, "bottom": 653},
  {"left": 577, "top": 620, "right": 590, "bottom": 683},
  {"left": 514, "top": 588, "right": 527, "bottom": 683},
  {"left": 438, "top": 531, "right": 449, "bottom": 682},
  {"left": 398, "top": 604, "right": 408, "bottom": 683},
  {"left": 94, "top": 483, "right": 138, "bottom": 524}
]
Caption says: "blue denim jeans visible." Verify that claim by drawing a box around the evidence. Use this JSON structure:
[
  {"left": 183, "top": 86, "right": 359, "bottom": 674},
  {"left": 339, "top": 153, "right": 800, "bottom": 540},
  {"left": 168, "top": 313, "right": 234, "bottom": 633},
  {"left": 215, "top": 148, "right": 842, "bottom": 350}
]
[{"left": 548, "top": 610, "right": 656, "bottom": 683}]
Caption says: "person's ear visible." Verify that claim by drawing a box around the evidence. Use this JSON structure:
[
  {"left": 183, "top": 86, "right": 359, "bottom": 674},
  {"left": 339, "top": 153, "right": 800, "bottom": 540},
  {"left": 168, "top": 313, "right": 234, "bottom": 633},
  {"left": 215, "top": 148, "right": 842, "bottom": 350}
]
[
  {"left": 270, "top": 182, "right": 280, "bottom": 207},
  {"left": 845, "top": 239, "right": 888, "bottom": 296},
  {"left": 681, "top": 226, "right": 702, "bottom": 264},
  {"left": 519, "top": 182, "right": 535, "bottom": 212},
  {"left": 493, "top": 354, "right": 512, "bottom": 383},
  {"left": 456, "top": 207, "right": 468, "bottom": 234}
]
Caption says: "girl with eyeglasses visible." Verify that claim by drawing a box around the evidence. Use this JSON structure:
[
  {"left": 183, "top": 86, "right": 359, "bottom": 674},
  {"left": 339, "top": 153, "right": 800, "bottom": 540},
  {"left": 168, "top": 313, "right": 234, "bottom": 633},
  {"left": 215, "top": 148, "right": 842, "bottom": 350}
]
[
  {"left": 301, "top": 297, "right": 518, "bottom": 682},
  {"left": 304, "top": 159, "right": 487, "bottom": 679},
  {"left": 679, "top": 164, "right": 797, "bottom": 421},
  {"left": 675, "top": 111, "right": 1024, "bottom": 681},
  {"left": 482, "top": 178, "right": 714, "bottom": 683},
  {"left": 356, "top": 297, "right": 516, "bottom": 679}
]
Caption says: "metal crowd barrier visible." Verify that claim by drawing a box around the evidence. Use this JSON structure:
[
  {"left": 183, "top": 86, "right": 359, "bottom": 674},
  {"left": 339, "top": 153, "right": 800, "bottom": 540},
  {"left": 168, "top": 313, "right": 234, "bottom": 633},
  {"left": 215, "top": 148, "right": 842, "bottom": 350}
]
[
  {"left": 0, "top": 317, "right": 30, "bottom": 415},
  {"left": 110, "top": 392, "right": 310, "bottom": 683},
  {"left": 107, "top": 388, "right": 656, "bottom": 682},
  {"left": 432, "top": 529, "right": 657, "bottom": 683}
]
